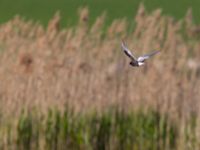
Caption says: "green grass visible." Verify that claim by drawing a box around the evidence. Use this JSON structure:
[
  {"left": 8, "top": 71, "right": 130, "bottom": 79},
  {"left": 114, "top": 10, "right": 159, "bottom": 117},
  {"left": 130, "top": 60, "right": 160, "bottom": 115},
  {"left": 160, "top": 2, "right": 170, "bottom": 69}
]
[
  {"left": 0, "top": 0, "right": 200, "bottom": 27},
  {"left": 0, "top": 108, "right": 182, "bottom": 149}
]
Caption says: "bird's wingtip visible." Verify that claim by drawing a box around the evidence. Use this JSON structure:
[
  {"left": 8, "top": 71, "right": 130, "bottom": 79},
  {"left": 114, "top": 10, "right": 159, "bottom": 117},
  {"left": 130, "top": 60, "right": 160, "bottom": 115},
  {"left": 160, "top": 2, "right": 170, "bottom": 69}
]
[
  {"left": 153, "top": 50, "right": 161, "bottom": 53},
  {"left": 156, "top": 50, "right": 161, "bottom": 53},
  {"left": 121, "top": 39, "right": 127, "bottom": 46}
]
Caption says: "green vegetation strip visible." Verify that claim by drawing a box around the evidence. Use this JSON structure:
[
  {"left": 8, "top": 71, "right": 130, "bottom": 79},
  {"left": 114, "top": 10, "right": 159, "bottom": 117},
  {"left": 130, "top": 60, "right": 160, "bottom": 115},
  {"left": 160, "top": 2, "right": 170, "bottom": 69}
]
[
  {"left": 0, "top": 108, "right": 181, "bottom": 149},
  {"left": 0, "top": 0, "right": 200, "bottom": 26}
]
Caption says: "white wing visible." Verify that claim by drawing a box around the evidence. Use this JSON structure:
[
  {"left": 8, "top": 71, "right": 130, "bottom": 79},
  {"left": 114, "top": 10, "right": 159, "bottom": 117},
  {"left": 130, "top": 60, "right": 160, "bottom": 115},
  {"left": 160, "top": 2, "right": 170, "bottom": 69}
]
[
  {"left": 121, "top": 41, "right": 137, "bottom": 61},
  {"left": 137, "top": 50, "right": 160, "bottom": 62}
]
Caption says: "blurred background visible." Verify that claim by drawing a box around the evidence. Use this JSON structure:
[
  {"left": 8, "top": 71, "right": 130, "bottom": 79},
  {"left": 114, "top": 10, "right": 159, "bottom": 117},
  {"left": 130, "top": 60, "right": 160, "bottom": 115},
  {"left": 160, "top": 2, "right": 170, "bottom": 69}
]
[
  {"left": 0, "top": 0, "right": 200, "bottom": 26},
  {"left": 0, "top": 0, "right": 200, "bottom": 149}
]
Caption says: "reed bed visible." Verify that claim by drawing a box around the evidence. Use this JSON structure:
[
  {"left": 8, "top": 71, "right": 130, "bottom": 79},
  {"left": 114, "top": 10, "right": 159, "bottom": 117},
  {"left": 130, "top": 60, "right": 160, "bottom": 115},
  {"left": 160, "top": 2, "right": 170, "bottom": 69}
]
[{"left": 0, "top": 5, "right": 200, "bottom": 149}]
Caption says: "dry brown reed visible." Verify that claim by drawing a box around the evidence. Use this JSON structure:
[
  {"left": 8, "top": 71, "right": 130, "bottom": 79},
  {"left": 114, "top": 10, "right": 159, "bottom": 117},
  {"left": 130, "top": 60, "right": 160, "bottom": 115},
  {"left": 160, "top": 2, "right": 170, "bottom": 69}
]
[{"left": 0, "top": 5, "right": 200, "bottom": 124}]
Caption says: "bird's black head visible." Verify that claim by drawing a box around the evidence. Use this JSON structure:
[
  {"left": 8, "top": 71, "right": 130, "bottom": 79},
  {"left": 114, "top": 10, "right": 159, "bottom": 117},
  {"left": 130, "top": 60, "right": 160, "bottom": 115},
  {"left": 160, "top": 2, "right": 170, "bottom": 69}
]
[{"left": 130, "top": 61, "right": 139, "bottom": 67}]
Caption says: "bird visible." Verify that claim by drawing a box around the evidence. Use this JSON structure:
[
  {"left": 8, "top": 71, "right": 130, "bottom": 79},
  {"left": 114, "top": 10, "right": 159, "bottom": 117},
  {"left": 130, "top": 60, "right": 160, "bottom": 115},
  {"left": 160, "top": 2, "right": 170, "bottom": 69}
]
[{"left": 121, "top": 40, "right": 160, "bottom": 67}]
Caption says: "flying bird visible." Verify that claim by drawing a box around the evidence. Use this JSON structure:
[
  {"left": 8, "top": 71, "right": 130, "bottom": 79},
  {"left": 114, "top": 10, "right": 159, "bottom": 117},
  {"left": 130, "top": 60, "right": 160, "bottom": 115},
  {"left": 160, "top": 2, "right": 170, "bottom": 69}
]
[{"left": 121, "top": 40, "right": 160, "bottom": 67}]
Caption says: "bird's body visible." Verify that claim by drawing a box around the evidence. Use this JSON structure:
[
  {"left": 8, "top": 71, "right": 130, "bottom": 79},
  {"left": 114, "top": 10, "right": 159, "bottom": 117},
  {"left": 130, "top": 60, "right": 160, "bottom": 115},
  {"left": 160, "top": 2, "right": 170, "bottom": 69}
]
[{"left": 121, "top": 40, "right": 160, "bottom": 67}]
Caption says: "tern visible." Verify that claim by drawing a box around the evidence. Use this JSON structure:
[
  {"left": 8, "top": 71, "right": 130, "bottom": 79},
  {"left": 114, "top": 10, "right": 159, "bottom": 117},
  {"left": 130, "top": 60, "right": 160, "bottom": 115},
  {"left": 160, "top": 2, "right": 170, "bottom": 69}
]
[{"left": 121, "top": 40, "right": 160, "bottom": 67}]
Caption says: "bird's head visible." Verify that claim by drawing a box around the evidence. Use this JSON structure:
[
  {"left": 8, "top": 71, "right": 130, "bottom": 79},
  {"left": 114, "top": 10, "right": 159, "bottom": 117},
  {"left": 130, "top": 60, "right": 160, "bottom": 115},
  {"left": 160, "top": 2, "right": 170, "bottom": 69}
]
[{"left": 130, "top": 61, "right": 139, "bottom": 67}]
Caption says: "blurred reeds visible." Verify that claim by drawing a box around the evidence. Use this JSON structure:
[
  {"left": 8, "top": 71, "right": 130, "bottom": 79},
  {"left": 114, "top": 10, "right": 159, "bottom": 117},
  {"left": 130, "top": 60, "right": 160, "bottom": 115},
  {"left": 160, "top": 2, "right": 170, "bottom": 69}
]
[{"left": 0, "top": 5, "right": 200, "bottom": 149}]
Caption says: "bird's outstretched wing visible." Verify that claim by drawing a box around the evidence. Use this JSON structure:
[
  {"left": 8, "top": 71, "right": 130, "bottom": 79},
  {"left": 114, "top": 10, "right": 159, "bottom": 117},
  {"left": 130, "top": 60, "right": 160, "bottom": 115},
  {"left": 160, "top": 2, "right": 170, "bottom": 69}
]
[
  {"left": 121, "top": 40, "right": 137, "bottom": 61},
  {"left": 137, "top": 50, "right": 160, "bottom": 62}
]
